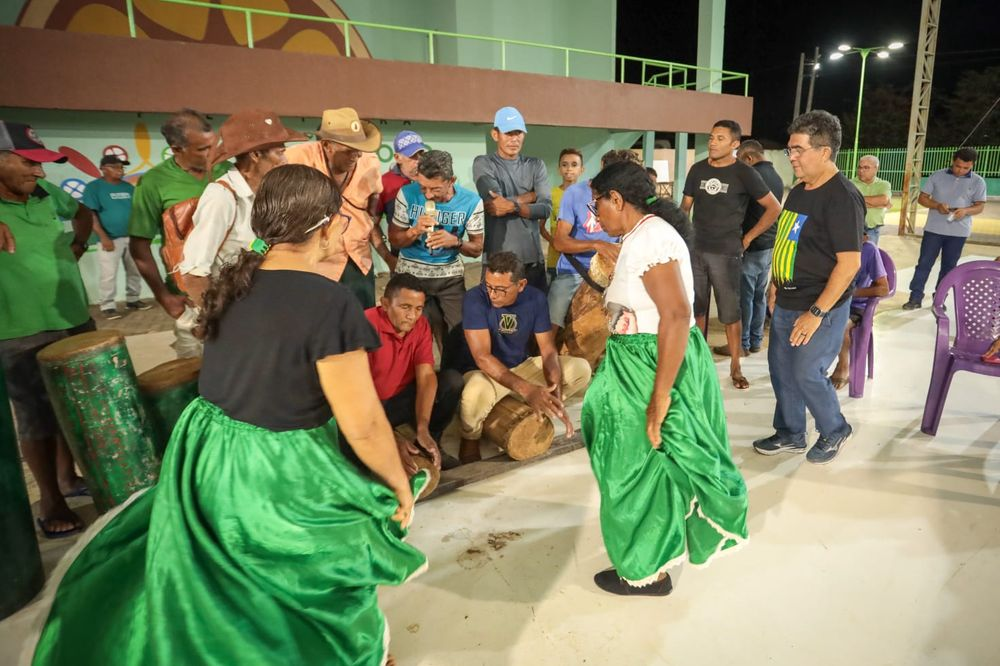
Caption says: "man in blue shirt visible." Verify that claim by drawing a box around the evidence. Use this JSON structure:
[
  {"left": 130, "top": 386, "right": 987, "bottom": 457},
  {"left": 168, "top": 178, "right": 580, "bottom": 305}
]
[
  {"left": 458, "top": 252, "right": 591, "bottom": 463},
  {"left": 83, "top": 155, "right": 149, "bottom": 318},
  {"left": 389, "top": 150, "right": 484, "bottom": 343},
  {"left": 904, "top": 147, "right": 987, "bottom": 309}
]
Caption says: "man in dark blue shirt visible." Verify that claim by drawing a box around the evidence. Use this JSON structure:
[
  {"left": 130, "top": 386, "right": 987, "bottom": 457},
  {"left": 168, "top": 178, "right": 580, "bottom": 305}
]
[{"left": 458, "top": 252, "right": 591, "bottom": 463}]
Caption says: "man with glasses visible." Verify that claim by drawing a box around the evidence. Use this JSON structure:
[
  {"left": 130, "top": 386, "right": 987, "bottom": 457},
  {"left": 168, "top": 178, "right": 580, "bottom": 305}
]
[
  {"left": 473, "top": 107, "right": 552, "bottom": 292},
  {"left": 389, "top": 150, "right": 483, "bottom": 344},
  {"left": 850, "top": 155, "right": 892, "bottom": 245},
  {"left": 456, "top": 252, "right": 591, "bottom": 464},
  {"left": 82, "top": 155, "right": 147, "bottom": 319},
  {"left": 286, "top": 107, "right": 393, "bottom": 307},
  {"left": 903, "top": 147, "right": 987, "bottom": 310},
  {"left": 754, "top": 110, "right": 863, "bottom": 465},
  {"left": 681, "top": 120, "right": 781, "bottom": 390}
]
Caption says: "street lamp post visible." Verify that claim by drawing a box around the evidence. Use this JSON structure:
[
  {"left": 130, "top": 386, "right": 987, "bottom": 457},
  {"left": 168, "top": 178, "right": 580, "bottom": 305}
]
[{"left": 829, "top": 41, "right": 904, "bottom": 172}]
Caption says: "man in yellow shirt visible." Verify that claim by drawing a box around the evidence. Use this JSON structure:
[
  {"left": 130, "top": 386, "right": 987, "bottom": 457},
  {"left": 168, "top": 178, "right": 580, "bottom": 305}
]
[{"left": 285, "top": 108, "right": 393, "bottom": 307}]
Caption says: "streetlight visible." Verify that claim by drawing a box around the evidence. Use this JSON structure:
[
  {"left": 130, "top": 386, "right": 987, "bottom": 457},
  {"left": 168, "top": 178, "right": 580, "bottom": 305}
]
[{"left": 828, "top": 41, "right": 905, "bottom": 171}]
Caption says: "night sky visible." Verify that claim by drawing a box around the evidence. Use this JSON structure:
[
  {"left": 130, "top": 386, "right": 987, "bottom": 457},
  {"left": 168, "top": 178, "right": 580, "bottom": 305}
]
[{"left": 616, "top": 0, "right": 1000, "bottom": 145}]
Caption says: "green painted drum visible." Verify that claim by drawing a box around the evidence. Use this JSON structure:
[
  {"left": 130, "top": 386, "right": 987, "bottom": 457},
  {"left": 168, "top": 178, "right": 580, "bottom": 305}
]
[
  {"left": 37, "top": 331, "right": 159, "bottom": 513},
  {"left": 0, "top": 363, "right": 45, "bottom": 620},
  {"left": 137, "top": 357, "right": 201, "bottom": 458}
]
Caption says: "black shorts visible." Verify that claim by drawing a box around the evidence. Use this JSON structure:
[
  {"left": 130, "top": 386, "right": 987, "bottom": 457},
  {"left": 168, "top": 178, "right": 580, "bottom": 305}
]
[
  {"left": 0, "top": 319, "right": 96, "bottom": 442},
  {"left": 692, "top": 250, "right": 743, "bottom": 324}
]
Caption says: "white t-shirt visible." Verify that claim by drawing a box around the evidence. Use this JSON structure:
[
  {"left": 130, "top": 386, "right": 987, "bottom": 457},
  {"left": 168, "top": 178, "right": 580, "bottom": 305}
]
[{"left": 603, "top": 215, "right": 695, "bottom": 334}]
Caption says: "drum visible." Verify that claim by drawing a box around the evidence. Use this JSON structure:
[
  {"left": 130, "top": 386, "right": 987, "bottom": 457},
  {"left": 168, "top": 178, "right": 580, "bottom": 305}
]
[
  {"left": 413, "top": 454, "right": 441, "bottom": 498},
  {"left": 37, "top": 331, "right": 159, "bottom": 513},
  {"left": 138, "top": 357, "right": 201, "bottom": 458},
  {"left": 0, "top": 364, "right": 44, "bottom": 620},
  {"left": 482, "top": 395, "right": 555, "bottom": 461},
  {"left": 562, "top": 282, "right": 610, "bottom": 370}
]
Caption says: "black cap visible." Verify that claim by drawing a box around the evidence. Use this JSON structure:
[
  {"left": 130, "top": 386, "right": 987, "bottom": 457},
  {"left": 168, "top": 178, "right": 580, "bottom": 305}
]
[{"left": 100, "top": 155, "right": 130, "bottom": 167}]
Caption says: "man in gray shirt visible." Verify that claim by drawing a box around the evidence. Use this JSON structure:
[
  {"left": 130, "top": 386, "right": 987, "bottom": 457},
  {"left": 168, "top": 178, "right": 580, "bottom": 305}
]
[{"left": 473, "top": 107, "right": 552, "bottom": 291}]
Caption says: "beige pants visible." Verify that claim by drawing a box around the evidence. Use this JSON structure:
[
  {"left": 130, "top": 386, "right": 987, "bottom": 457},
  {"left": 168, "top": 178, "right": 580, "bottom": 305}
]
[{"left": 460, "top": 355, "right": 592, "bottom": 439}]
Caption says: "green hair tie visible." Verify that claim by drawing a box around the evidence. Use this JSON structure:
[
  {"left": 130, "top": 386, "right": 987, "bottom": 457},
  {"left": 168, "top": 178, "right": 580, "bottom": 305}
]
[
  {"left": 249, "top": 237, "right": 270, "bottom": 255},
  {"left": 645, "top": 195, "right": 658, "bottom": 205}
]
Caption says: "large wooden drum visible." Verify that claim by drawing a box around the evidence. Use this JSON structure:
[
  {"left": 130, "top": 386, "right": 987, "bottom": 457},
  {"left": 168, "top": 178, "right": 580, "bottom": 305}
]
[
  {"left": 393, "top": 428, "right": 440, "bottom": 499},
  {"left": 482, "top": 395, "right": 555, "bottom": 461},
  {"left": 138, "top": 357, "right": 201, "bottom": 458},
  {"left": 0, "top": 364, "right": 44, "bottom": 619},
  {"left": 37, "top": 331, "right": 159, "bottom": 513},
  {"left": 562, "top": 252, "right": 614, "bottom": 370}
]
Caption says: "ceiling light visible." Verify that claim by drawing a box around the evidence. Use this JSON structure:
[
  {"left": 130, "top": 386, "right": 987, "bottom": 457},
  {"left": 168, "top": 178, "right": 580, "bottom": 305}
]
[{"left": 838, "top": 44, "right": 851, "bottom": 52}]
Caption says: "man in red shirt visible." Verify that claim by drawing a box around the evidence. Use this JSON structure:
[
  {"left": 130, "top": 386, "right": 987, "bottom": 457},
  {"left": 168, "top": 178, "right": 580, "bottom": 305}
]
[
  {"left": 366, "top": 273, "right": 462, "bottom": 471},
  {"left": 376, "top": 130, "right": 427, "bottom": 254}
]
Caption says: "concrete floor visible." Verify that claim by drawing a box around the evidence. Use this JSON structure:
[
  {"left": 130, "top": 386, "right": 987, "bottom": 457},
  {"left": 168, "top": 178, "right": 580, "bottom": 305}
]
[{"left": 5, "top": 234, "right": 1000, "bottom": 665}]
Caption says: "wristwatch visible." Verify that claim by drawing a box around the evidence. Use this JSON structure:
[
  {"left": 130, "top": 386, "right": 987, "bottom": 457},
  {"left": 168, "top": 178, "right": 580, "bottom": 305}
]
[{"left": 809, "top": 304, "right": 829, "bottom": 319}]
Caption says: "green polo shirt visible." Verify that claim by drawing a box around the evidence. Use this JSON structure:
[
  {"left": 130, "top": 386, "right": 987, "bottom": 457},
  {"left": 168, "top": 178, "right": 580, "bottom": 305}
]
[
  {"left": 0, "top": 179, "right": 90, "bottom": 339},
  {"left": 128, "top": 158, "right": 230, "bottom": 239},
  {"left": 851, "top": 176, "right": 892, "bottom": 229}
]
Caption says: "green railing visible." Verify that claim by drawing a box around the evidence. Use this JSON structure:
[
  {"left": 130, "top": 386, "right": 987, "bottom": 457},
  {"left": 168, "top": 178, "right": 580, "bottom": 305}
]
[
  {"left": 124, "top": 0, "right": 749, "bottom": 95},
  {"left": 835, "top": 146, "right": 1000, "bottom": 191}
]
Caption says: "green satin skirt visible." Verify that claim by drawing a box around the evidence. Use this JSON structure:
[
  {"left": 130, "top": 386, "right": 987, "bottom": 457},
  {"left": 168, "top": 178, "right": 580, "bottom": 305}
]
[
  {"left": 32, "top": 397, "right": 427, "bottom": 665},
  {"left": 581, "top": 330, "right": 749, "bottom": 585}
]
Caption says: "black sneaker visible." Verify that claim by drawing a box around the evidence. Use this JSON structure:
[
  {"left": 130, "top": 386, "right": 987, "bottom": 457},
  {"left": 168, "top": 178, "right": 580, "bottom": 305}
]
[
  {"left": 594, "top": 569, "right": 672, "bottom": 597},
  {"left": 126, "top": 300, "right": 153, "bottom": 311},
  {"left": 806, "top": 424, "right": 853, "bottom": 465},
  {"left": 902, "top": 301, "right": 921, "bottom": 311},
  {"left": 749, "top": 344, "right": 762, "bottom": 354},
  {"left": 752, "top": 433, "right": 806, "bottom": 455},
  {"left": 101, "top": 308, "right": 122, "bottom": 320}
]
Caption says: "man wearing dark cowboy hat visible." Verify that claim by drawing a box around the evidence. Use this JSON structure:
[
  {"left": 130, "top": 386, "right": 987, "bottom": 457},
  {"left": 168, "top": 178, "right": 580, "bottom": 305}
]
[
  {"left": 286, "top": 107, "right": 393, "bottom": 308},
  {"left": 83, "top": 154, "right": 147, "bottom": 319},
  {"left": 180, "top": 109, "right": 307, "bottom": 313},
  {"left": 0, "top": 120, "right": 95, "bottom": 537}
]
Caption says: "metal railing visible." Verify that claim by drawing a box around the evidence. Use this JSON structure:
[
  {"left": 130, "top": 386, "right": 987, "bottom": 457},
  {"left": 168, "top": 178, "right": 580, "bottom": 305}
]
[
  {"left": 123, "top": 0, "right": 749, "bottom": 95},
  {"left": 835, "top": 145, "right": 1000, "bottom": 190}
]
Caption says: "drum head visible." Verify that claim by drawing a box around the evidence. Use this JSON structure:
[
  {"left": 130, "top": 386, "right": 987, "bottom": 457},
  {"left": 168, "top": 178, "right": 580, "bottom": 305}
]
[
  {"left": 37, "top": 330, "right": 125, "bottom": 363},
  {"left": 138, "top": 357, "right": 202, "bottom": 394}
]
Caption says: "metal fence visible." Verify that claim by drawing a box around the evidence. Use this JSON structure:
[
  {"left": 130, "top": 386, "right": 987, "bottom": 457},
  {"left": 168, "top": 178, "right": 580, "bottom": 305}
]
[{"left": 835, "top": 146, "right": 1000, "bottom": 190}]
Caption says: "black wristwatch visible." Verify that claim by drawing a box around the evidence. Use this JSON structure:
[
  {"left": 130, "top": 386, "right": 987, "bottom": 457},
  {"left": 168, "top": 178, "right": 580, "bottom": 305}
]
[
  {"left": 809, "top": 304, "right": 829, "bottom": 319},
  {"left": 71, "top": 238, "right": 89, "bottom": 251}
]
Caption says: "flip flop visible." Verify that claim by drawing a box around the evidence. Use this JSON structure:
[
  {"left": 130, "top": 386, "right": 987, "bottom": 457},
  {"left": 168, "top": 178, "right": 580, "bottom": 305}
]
[
  {"left": 36, "top": 516, "right": 84, "bottom": 539},
  {"left": 731, "top": 374, "right": 750, "bottom": 390},
  {"left": 63, "top": 482, "right": 90, "bottom": 498},
  {"left": 829, "top": 375, "right": 849, "bottom": 390}
]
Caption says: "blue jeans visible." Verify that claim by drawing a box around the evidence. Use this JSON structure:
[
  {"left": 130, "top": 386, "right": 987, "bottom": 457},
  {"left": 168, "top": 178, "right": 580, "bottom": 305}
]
[
  {"left": 908, "top": 230, "right": 967, "bottom": 303},
  {"left": 768, "top": 301, "right": 851, "bottom": 440},
  {"left": 740, "top": 249, "right": 772, "bottom": 349},
  {"left": 866, "top": 225, "right": 882, "bottom": 245},
  {"left": 547, "top": 272, "right": 583, "bottom": 327}
]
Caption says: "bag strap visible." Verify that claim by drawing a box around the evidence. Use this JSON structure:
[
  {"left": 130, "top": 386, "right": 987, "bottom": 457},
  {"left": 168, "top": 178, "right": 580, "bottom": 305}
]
[
  {"left": 210, "top": 179, "right": 239, "bottom": 254},
  {"left": 564, "top": 252, "right": 605, "bottom": 294}
]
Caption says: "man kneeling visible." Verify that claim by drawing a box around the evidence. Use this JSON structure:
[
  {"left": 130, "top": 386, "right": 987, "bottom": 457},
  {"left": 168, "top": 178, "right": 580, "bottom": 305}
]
[
  {"left": 459, "top": 252, "right": 592, "bottom": 463},
  {"left": 367, "top": 274, "right": 463, "bottom": 471}
]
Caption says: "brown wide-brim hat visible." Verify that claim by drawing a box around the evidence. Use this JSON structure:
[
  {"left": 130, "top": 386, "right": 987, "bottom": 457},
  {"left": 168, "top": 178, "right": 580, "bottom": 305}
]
[
  {"left": 212, "top": 109, "right": 309, "bottom": 166},
  {"left": 314, "top": 107, "right": 381, "bottom": 152}
]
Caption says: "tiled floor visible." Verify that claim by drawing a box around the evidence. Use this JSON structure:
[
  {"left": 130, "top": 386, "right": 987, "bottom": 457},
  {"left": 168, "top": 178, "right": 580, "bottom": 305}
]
[{"left": 5, "top": 235, "right": 999, "bottom": 665}]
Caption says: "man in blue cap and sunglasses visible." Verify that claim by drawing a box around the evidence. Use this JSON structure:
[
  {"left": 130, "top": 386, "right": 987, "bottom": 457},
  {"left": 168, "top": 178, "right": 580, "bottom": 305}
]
[{"left": 473, "top": 107, "right": 552, "bottom": 292}]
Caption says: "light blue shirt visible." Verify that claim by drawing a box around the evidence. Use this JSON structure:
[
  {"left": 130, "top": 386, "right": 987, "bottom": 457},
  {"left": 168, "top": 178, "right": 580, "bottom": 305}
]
[
  {"left": 922, "top": 168, "right": 987, "bottom": 238},
  {"left": 555, "top": 180, "right": 617, "bottom": 275}
]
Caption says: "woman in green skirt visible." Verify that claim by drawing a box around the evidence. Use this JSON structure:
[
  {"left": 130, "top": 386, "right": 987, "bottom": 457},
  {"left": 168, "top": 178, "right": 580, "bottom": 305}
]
[
  {"left": 20, "top": 165, "right": 424, "bottom": 665},
  {"left": 582, "top": 161, "right": 749, "bottom": 596}
]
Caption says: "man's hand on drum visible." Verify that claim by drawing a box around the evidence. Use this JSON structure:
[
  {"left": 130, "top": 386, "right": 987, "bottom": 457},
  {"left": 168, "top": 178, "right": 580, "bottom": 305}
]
[
  {"left": 393, "top": 431, "right": 422, "bottom": 476},
  {"left": 522, "top": 382, "right": 574, "bottom": 437},
  {"left": 415, "top": 426, "right": 442, "bottom": 470}
]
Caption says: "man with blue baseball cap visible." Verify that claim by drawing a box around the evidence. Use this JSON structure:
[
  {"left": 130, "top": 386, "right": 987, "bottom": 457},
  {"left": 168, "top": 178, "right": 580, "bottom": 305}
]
[
  {"left": 376, "top": 130, "right": 428, "bottom": 261},
  {"left": 473, "top": 106, "right": 552, "bottom": 291}
]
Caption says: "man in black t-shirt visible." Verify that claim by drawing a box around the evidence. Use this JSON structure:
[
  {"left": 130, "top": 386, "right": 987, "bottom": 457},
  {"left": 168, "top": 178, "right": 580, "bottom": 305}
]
[
  {"left": 682, "top": 120, "right": 781, "bottom": 390},
  {"left": 753, "top": 110, "right": 863, "bottom": 466},
  {"left": 735, "top": 140, "right": 785, "bottom": 354}
]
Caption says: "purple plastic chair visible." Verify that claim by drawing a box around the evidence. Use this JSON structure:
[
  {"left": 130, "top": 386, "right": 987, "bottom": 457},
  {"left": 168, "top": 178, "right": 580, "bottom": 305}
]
[
  {"left": 921, "top": 260, "right": 1000, "bottom": 436},
  {"left": 848, "top": 248, "right": 897, "bottom": 398}
]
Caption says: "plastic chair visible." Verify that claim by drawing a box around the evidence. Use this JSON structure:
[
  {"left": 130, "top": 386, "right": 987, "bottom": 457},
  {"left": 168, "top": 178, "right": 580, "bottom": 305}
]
[
  {"left": 920, "top": 260, "right": 1000, "bottom": 436},
  {"left": 848, "top": 248, "right": 897, "bottom": 398}
]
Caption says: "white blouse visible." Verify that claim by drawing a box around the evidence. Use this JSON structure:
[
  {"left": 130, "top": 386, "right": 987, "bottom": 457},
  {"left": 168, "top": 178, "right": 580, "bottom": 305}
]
[{"left": 603, "top": 215, "right": 695, "bottom": 334}]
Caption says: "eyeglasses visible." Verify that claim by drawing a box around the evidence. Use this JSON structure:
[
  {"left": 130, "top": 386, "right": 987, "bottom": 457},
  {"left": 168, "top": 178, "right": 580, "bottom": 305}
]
[
  {"left": 304, "top": 212, "right": 351, "bottom": 235},
  {"left": 784, "top": 145, "right": 826, "bottom": 158},
  {"left": 587, "top": 194, "right": 608, "bottom": 216},
  {"left": 484, "top": 283, "right": 512, "bottom": 296}
]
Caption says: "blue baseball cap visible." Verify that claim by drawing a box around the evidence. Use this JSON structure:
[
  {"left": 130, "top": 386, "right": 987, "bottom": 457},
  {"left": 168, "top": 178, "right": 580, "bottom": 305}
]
[
  {"left": 493, "top": 107, "right": 527, "bottom": 134},
  {"left": 393, "top": 130, "right": 427, "bottom": 158}
]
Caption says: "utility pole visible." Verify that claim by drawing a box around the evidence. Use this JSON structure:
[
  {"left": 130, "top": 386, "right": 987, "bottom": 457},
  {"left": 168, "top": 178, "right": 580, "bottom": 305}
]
[
  {"left": 793, "top": 52, "right": 805, "bottom": 119},
  {"left": 805, "top": 46, "right": 820, "bottom": 112},
  {"left": 899, "top": 0, "right": 942, "bottom": 235}
]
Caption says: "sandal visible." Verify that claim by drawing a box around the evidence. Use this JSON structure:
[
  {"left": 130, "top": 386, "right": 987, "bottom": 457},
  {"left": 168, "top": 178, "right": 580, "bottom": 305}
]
[
  {"left": 731, "top": 374, "right": 750, "bottom": 390},
  {"left": 36, "top": 516, "right": 84, "bottom": 539}
]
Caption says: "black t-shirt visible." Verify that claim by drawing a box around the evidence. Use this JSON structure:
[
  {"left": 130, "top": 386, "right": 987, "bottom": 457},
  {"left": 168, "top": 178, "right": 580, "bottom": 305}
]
[
  {"left": 199, "top": 270, "right": 380, "bottom": 431},
  {"left": 683, "top": 159, "right": 770, "bottom": 255},
  {"left": 742, "top": 161, "right": 785, "bottom": 252},
  {"left": 772, "top": 173, "right": 864, "bottom": 311}
]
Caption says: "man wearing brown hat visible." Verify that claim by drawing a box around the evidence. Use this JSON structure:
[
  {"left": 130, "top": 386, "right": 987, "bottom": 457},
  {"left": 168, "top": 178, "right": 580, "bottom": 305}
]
[
  {"left": 179, "top": 110, "right": 307, "bottom": 314},
  {"left": 0, "top": 120, "right": 95, "bottom": 537},
  {"left": 285, "top": 108, "right": 392, "bottom": 307}
]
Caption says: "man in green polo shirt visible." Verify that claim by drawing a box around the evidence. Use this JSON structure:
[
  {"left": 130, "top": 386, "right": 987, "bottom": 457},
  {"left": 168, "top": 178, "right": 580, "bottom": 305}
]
[
  {"left": 851, "top": 154, "right": 892, "bottom": 245},
  {"left": 0, "top": 120, "right": 95, "bottom": 538},
  {"left": 128, "top": 108, "right": 228, "bottom": 357}
]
